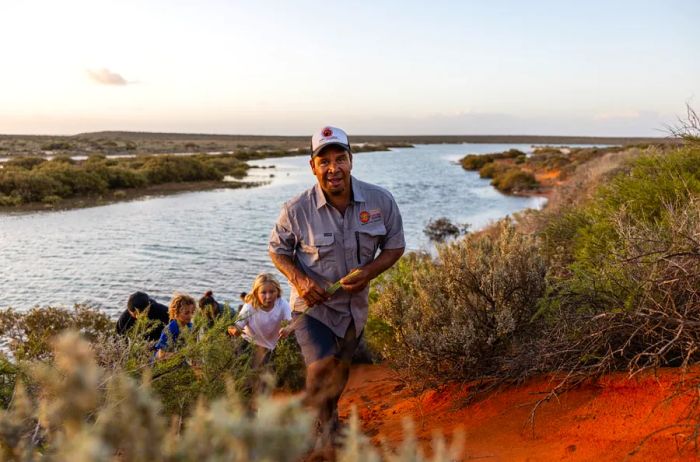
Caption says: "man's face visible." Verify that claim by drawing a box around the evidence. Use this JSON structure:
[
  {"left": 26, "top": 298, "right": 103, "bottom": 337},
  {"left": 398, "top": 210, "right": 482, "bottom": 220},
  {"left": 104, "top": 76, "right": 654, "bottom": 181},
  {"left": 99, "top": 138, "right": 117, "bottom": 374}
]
[{"left": 310, "top": 145, "right": 352, "bottom": 196}]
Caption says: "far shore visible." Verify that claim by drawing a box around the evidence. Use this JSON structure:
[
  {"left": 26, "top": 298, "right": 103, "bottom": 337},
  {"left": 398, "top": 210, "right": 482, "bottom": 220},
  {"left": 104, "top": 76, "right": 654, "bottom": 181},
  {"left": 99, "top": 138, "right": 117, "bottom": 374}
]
[
  {"left": 0, "top": 180, "right": 264, "bottom": 214},
  {"left": 0, "top": 133, "right": 677, "bottom": 214},
  {"left": 0, "top": 130, "right": 676, "bottom": 159}
]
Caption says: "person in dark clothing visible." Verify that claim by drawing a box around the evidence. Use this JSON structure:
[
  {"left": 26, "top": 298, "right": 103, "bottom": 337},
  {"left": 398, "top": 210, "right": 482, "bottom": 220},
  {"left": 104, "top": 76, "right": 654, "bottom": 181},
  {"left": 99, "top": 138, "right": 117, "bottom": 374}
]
[
  {"left": 115, "top": 291, "right": 170, "bottom": 342},
  {"left": 198, "top": 290, "right": 228, "bottom": 327}
]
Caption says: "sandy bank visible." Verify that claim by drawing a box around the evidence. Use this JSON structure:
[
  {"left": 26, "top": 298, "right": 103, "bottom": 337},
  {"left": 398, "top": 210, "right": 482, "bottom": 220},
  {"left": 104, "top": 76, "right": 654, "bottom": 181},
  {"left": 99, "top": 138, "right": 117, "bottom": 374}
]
[{"left": 339, "top": 364, "right": 698, "bottom": 461}]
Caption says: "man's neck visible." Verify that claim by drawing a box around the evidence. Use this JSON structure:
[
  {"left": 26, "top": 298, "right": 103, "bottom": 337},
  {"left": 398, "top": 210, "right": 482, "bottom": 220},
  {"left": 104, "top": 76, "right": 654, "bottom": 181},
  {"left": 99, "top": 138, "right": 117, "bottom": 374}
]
[
  {"left": 324, "top": 181, "right": 354, "bottom": 214},
  {"left": 326, "top": 193, "right": 350, "bottom": 214}
]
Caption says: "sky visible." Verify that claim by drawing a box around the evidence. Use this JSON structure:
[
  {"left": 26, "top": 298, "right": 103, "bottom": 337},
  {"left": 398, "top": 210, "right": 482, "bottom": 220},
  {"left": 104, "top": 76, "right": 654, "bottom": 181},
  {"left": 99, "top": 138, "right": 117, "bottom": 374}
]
[{"left": 0, "top": 0, "right": 698, "bottom": 136}]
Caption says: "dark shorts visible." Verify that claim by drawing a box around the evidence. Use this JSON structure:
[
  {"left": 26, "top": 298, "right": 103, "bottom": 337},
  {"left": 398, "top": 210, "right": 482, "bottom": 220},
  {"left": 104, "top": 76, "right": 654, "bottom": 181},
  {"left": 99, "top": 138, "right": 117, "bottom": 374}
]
[{"left": 293, "top": 313, "right": 362, "bottom": 365}]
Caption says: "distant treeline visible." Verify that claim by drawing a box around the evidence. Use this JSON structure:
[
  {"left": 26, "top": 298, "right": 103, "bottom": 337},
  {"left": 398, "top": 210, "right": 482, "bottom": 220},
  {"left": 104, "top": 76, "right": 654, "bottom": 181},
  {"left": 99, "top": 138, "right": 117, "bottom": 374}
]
[{"left": 0, "top": 130, "right": 674, "bottom": 157}]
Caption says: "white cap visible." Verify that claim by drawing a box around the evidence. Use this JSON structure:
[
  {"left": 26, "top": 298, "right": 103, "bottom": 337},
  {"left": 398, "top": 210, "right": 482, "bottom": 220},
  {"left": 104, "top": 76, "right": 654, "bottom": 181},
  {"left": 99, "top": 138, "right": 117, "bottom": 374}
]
[{"left": 311, "top": 126, "right": 351, "bottom": 158}]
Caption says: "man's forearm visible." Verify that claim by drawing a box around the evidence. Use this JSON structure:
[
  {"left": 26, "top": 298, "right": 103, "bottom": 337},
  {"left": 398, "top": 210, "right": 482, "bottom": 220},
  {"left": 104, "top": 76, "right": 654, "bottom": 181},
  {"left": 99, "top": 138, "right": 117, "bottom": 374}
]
[
  {"left": 363, "top": 247, "right": 404, "bottom": 280},
  {"left": 269, "top": 251, "right": 305, "bottom": 287}
]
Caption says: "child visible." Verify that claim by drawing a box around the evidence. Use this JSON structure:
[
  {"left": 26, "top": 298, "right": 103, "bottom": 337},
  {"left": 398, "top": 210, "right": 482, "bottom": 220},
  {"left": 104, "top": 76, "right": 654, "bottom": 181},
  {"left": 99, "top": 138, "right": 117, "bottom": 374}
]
[
  {"left": 227, "top": 273, "right": 291, "bottom": 367},
  {"left": 198, "top": 290, "right": 229, "bottom": 327},
  {"left": 155, "top": 293, "right": 196, "bottom": 361}
]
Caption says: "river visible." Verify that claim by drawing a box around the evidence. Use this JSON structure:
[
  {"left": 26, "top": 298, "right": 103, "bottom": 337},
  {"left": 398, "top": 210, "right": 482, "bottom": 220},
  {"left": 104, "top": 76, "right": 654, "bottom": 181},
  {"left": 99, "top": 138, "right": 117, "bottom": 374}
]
[{"left": 0, "top": 144, "right": 547, "bottom": 314}]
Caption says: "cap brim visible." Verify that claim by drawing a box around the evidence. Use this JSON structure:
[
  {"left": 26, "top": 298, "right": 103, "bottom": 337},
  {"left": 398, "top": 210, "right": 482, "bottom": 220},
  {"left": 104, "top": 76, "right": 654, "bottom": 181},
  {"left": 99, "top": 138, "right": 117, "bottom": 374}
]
[{"left": 311, "top": 142, "right": 351, "bottom": 158}]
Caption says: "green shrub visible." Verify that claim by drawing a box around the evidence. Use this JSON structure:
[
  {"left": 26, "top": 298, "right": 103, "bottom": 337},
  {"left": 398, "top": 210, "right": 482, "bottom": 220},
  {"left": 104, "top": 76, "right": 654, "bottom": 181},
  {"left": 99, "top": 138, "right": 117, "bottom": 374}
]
[
  {"left": 423, "top": 217, "right": 469, "bottom": 243},
  {"left": 0, "top": 331, "right": 459, "bottom": 462},
  {"left": 375, "top": 222, "right": 547, "bottom": 382},
  {"left": 479, "top": 162, "right": 504, "bottom": 178},
  {"left": 460, "top": 149, "right": 524, "bottom": 171},
  {"left": 491, "top": 168, "right": 539, "bottom": 193},
  {"left": 41, "top": 194, "right": 62, "bottom": 205},
  {"left": 363, "top": 313, "right": 394, "bottom": 361},
  {"left": 536, "top": 145, "right": 700, "bottom": 376},
  {"left": 41, "top": 142, "right": 74, "bottom": 151},
  {"left": 5, "top": 157, "right": 46, "bottom": 170},
  {"left": 0, "top": 355, "right": 18, "bottom": 409},
  {"left": 0, "top": 305, "right": 114, "bottom": 362},
  {"left": 0, "top": 194, "right": 22, "bottom": 206},
  {"left": 271, "top": 336, "right": 305, "bottom": 391},
  {"left": 0, "top": 168, "right": 67, "bottom": 203},
  {"left": 140, "top": 155, "right": 221, "bottom": 183}
]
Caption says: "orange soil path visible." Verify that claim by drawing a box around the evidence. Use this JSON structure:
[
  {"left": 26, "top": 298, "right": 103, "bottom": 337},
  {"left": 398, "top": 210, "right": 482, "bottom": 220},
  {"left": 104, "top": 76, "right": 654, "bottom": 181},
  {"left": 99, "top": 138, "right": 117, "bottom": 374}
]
[{"left": 338, "top": 364, "right": 700, "bottom": 461}]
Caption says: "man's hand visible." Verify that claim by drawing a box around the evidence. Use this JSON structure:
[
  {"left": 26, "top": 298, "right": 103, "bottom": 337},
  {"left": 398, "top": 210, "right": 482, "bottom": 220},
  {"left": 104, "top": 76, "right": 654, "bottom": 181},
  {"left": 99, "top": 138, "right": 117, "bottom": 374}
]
[
  {"left": 270, "top": 252, "right": 329, "bottom": 307},
  {"left": 340, "top": 267, "right": 371, "bottom": 293},
  {"left": 340, "top": 248, "right": 405, "bottom": 294},
  {"left": 294, "top": 275, "right": 328, "bottom": 307}
]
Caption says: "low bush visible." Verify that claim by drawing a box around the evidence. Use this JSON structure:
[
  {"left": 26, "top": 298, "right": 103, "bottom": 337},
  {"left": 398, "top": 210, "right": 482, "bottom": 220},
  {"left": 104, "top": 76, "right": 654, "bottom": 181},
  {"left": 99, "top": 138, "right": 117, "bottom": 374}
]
[
  {"left": 490, "top": 168, "right": 539, "bottom": 193},
  {"left": 5, "top": 157, "right": 46, "bottom": 170},
  {"left": 141, "top": 155, "right": 221, "bottom": 183},
  {"left": 423, "top": 217, "right": 469, "bottom": 243},
  {"left": 0, "top": 305, "right": 114, "bottom": 362},
  {"left": 40, "top": 142, "right": 74, "bottom": 151},
  {"left": 534, "top": 144, "right": 700, "bottom": 381},
  {"left": 478, "top": 161, "right": 510, "bottom": 179},
  {"left": 375, "top": 222, "right": 547, "bottom": 383},
  {"left": 271, "top": 336, "right": 305, "bottom": 391},
  {"left": 0, "top": 331, "right": 459, "bottom": 461},
  {"left": 0, "top": 304, "right": 304, "bottom": 416},
  {"left": 537, "top": 198, "right": 700, "bottom": 378},
  {"left": 460, "top": 149, "right": 524, "bottom": 170},
  {"left": 0, "top": 152, "right": 252, "bottom": 206}
]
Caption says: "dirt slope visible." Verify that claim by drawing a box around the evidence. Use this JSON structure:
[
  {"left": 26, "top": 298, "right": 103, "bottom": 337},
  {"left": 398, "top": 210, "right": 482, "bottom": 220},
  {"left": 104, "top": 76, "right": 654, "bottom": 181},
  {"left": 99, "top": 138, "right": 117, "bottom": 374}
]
[{"left": 339, "top": 364, "right": 699, "bottom": 461}]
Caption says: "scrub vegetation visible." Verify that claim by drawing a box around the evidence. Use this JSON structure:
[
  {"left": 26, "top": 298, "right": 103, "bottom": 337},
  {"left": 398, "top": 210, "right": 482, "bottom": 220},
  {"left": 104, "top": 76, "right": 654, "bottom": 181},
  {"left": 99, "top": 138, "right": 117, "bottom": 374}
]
[
  {"left": 459, "top": 145, "right": 637, "bottom": 195},
  {"left": 0, "top": 128, "right": 691, "bottom": 458},
  {"left": 0, "top": 328, "right": 459, "bottom": 461},
  {"left": 372, "top": 133, "right": 700, "bottom": 403},
  {"left": 0, "top": 135, "right": 411, "bottom": 209},
  {"left": 0, "top": 153, "right": 250, "bottom": 207}
]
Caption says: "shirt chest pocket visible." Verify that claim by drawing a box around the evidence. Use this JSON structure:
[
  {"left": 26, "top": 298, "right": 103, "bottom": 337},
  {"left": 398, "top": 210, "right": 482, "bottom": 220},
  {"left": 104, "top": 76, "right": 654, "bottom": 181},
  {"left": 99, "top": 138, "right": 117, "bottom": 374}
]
[
  {"left": 355, "top": 224, "right": 386, "bottom": 265},
  {"left": 299, "top": 234, "right": 337, "bottom": 273}
]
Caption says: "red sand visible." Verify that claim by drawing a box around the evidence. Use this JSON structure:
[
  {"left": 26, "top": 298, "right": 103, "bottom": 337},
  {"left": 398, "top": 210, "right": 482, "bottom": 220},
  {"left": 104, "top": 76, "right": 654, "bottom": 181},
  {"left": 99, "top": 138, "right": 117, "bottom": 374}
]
[{"left": 338, "top": 364, "right": 700, "bottom": 461}]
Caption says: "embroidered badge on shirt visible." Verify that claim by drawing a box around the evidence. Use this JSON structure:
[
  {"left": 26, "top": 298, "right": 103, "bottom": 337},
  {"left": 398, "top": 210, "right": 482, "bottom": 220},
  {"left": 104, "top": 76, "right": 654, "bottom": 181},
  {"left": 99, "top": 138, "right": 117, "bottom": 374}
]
[{"left": 360, "top": 209, "right": 382, "bottom": 225}]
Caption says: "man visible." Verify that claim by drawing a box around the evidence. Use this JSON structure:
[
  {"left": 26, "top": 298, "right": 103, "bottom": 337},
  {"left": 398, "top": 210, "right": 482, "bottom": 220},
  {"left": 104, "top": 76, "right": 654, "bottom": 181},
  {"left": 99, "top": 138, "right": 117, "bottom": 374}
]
[
  {"left": 115, "top": 291, "right": 170, "bottom": 342},
  {"left": 268, "top": 126, "right": 405, "bottom": 449}
]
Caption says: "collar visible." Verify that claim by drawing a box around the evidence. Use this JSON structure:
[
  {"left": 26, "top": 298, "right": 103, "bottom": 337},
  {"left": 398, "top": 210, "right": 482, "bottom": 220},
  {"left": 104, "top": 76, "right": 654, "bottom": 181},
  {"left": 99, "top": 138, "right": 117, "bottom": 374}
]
[{"left": 314, "top": 176, "right": 365, "bottom": 209}]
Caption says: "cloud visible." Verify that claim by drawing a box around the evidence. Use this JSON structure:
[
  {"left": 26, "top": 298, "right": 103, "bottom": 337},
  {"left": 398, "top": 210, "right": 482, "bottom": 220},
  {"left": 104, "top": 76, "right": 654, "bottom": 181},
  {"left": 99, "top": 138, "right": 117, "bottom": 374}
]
[{"left": 86, "top": 68, "right": 130, "bottom": 86}]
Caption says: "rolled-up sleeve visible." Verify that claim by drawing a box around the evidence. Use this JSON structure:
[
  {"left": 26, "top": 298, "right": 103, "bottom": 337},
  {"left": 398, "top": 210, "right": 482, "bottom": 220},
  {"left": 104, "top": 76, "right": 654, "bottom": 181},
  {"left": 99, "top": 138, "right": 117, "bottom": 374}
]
[
  {"left": 268, "top": 204, "right": 296, "bottom": 256},
  {"left": 381, "top": 194, "right": 405, "bottom": 250}
]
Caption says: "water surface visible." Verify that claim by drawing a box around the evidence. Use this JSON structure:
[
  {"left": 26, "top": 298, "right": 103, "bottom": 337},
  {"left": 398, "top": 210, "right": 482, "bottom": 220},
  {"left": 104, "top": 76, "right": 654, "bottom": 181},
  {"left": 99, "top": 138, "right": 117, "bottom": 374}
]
[{"left": 0, "top": 144, "right": 546, "bottom": 313}]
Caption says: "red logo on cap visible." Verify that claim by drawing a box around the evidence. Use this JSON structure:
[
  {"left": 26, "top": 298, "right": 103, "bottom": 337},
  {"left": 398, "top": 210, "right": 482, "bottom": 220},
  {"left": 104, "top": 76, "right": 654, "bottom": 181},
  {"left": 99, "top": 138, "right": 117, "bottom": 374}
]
[
  {"left": 322, "top": 127, "right": 333, "bottom": 137},
  {"left": 359, "top": 211, "right": 370, "bottom": 224}
]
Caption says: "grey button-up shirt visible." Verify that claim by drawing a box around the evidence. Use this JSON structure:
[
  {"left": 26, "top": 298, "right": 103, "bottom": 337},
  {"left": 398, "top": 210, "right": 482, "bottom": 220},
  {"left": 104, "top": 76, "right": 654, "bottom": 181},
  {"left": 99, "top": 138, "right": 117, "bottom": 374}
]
[{"left": 269, "top": 176, "right": 405, "bottom": 337}]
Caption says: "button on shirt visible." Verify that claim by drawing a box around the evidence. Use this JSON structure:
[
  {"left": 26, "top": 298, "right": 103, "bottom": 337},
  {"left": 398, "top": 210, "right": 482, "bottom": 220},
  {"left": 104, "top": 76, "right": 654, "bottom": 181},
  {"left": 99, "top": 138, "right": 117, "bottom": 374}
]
[{"left": 269, "top": 177, "right": 405, "bottom": 338}]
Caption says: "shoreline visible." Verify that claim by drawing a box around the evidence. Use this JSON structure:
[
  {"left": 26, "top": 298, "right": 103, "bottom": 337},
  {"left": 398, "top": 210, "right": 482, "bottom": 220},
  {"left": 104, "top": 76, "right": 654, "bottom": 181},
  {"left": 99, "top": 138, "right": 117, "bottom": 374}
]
[{"left": 0, "top": 180, "right": 265, "bottom": 214}]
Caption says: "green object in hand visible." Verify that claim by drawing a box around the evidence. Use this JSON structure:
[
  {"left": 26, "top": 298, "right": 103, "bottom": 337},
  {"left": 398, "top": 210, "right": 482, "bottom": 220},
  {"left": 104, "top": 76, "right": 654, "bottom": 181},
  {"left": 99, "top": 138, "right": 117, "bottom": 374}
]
[
  {"left": 279, "top": 268, "right": 364, "bottom": 337},
  {"left": 326, "top": 268, "right": 363, "bottom": 295}
]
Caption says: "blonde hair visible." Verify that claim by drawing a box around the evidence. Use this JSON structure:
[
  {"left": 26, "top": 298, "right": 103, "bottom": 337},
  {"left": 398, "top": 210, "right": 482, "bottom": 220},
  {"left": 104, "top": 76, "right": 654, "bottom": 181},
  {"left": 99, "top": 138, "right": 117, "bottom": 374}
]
[
  {"left": 169, "top": 293, "right": 196, "bottom": 320},
  {"left": 245, "top": 273, "right": 282, "bottom": 310}
]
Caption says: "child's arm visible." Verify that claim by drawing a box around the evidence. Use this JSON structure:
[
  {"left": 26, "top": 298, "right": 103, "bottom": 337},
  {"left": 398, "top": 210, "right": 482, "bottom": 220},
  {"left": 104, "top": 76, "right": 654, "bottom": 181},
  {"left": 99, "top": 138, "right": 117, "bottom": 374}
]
[
  {"left": 231, "top": 304, "right": 252, "bottom": 332},
  {"left": 278, "top": 299, "right": 293, "bottom": 338},
  {"left": 227, "top": 325, "right": 241, "bottom": 337}
]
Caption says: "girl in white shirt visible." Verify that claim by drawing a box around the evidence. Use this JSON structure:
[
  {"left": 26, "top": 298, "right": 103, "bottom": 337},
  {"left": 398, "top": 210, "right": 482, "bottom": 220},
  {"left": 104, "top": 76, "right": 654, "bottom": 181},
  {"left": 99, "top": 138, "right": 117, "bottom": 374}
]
[{"left": 228, "top": 273, "right": 291, "bottom": 367}]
